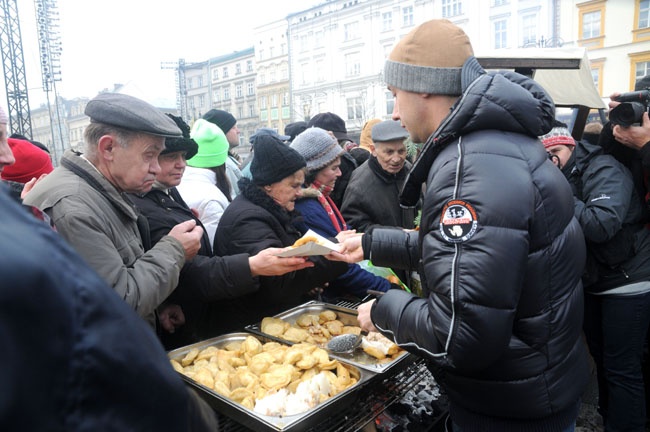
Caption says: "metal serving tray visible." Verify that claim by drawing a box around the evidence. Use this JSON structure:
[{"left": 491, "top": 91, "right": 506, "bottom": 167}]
[
  {"left": 168, "top": 332, "right": 370, "bottom": 432},
  {"left": 245, "top": 301, "right": 410, "bottom": 374}
]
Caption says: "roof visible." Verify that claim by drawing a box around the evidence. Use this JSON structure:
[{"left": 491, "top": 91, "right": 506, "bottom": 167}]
[{"left": 476, "top": 48, "right": 606, "bottom": 110}]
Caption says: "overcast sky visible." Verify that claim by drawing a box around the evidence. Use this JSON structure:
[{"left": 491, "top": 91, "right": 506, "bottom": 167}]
[{"left": 8, "top": 0, "right": 310, "bottom": 109}]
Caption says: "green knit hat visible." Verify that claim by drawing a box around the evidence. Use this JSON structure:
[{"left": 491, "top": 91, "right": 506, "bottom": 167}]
[{"left": 187, "top": 119, "right": 229, "bottom": 168}]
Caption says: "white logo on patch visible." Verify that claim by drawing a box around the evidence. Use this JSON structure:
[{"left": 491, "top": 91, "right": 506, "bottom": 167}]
[{"left": 439, "top": 200, "right": 478, "bottom": 243}]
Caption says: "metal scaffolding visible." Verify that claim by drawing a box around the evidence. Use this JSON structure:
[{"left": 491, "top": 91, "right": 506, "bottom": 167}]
[{"left": 0, "top": 0, "right": 32, "bottom": 136}]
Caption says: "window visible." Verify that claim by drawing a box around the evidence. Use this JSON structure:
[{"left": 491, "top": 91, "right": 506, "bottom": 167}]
[
  {"left": 198, "top": 75, "right": 203, "bottom": 87},
  {"left": 635, "top": 0, "right": 650, "bottom": 41},
  {"left": 223, "top": 87, "right": 230, "bottom": 100},
  {"left": 347, "top": 97, "right": 363, "bottom": 120},
  {"left": 281, "top": 67, "right": 288, "bottom": 80},
  {"left": 222, "top": 66, "right": 229, "bottom": 78},
  {"left": 494, "top": 19, "right": 507, "bottom": 49},
  {"left": 198, "top": 94, "right": 205, "bottom": 108},
  {"left": 345, "top": 52, "right": 361, "bottom": 77},
  {"left": 269, "top": 46, "right": 275, "bottom": 58},
  {"left": 259, "top": 49, "right": 265, "bottom": 60},
  {"left": 280, "top": 43, "right": 287, "bottom": 55},
  {"left": 270, "top": 70, "right": 276, "bottom": 82},
  {"left": 235, "top": 84, "right": 243, "bottom": 98},
  {"left": 382, "top": 12, "right": 392, "bottom": 31},
  {"left": 249, "top": 104, "right": 256, "bottom": 118},
  {"left": 213, "top": 89, "right": 220, "bottom": 102},
  {"left": 630, "top": 52, "right": 650, "bottom": 89},
  {"left": 402, "top": 6, "right": 414, "bottom": 26},
  {"left": 271, "top": 94, "right": 278, "bottom": 107},
  {"left": 247, "top": 82, "right": 254, "bottom": 96},
  {"left": 316, "top": 60, "right": 325, "bottom": 82},
  {"left": 212, "top": 69, "right": 219, "bottom": 81},
  {"left": 238, "top": 107, "right": 244, "bottom": 119},
  {"left": 260, "top": 96, "right": 267, "bottom": 109},
  {"left": 521, "top": 14, "right": 537, "bottom": 46},
  {"left": 282, "top": 92, "right": 289, "bottom": 106},
  {"left": 236, "top": 63, "right": 241, "bottom": 75},
  {"left": 386, "top": 91, "right": 394, "bottom": 115},
  {"left": 259, "top": 73, "right": 266, "bottom": 85},
  {"left": 247, "top": 60, "right": 253, "bottom": 72},
  {"left": 582, "top": 11, "right": 601, "bottom": 39},
  {"left": 344, "top": 22, "right": 359, "bottom": 41},
  {"left": 314, "top": 31, "right": 324, "bottom": 48},
  {"left": 301, "top": 63, "right": 311, "bottom": 85},
  {"left": 578, "top": 1, "right": 605, "bottom": 48},
  {"left": 441, "top": 0, "right": 461, "bottom": 18},
  {"left": 300, "top": 34, "right": 309, "bottom": 52},
  {"left": 590, "top": 59, "right": 604, "bottom": 95}
]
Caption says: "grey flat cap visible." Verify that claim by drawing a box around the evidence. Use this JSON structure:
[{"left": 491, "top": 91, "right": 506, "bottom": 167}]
[
  {"left": 85, "top": 93, "right": 182, "bottom": 138},
  {"left": 372, "top": 120, "right": 409, "bottom": 142}
]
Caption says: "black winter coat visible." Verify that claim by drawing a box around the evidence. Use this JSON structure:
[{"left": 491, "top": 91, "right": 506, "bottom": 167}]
[
  {"left": 129, "top": 187, "right": 257, "bottom": 342},
  {"left": 341, "top": 156, "right": 415, "bottom": 232},
  {"left": 214, "top": 178, "right": 348, "bottom": 327},
  {"left": 563, "top": 139, "right": 650, "bottom": 291},
  {"left": 366, "top": 57, "right": 589, "bottom": 430},
  {"left": 0, "top": 187, "right": 217, "bottom": 431}
]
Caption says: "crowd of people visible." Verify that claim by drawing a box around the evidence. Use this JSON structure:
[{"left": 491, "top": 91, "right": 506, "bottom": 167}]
[{"left": 3, "top": 17, "right": 650, "bottom": 432}]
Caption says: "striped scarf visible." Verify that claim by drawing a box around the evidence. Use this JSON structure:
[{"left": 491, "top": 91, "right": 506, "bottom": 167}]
[{"left": 310, "top": 180, "right": 347, "bottom": 232}]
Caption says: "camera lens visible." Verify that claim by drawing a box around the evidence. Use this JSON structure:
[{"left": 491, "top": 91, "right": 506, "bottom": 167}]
[{"left": 610, "top": 102, "right": 646, "bottom": 127}]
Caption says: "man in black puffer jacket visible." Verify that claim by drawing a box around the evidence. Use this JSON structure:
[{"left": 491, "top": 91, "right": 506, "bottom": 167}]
[{"left": 334, "top": 19, "right": 590, "bottom": 431}]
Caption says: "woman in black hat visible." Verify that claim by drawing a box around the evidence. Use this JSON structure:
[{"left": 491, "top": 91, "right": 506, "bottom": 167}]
[{"left": 214, "top": 134, "right": 349, "bottom": 328}]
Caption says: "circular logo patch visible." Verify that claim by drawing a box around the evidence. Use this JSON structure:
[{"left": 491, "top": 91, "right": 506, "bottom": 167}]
[{"left": 439, "top": 200, "right": 478, "bottom": 243}]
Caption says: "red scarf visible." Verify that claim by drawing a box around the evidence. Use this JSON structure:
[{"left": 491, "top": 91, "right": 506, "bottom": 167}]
[{"left": 310, "top": 180, "right": 347, "bottom": 232}]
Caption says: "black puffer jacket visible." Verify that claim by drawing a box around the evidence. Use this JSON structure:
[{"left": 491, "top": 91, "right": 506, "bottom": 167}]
[
  {"left": 563, "top": 139, "right": 650, "bottom": 291},
  {"left": 367, "top": 58, "right": 590, "bottom": 430}
]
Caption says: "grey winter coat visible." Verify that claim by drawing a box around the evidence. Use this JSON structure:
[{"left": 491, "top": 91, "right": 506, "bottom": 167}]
[{"left": 24, "top": 150, "right": 185, "bottom": 327}]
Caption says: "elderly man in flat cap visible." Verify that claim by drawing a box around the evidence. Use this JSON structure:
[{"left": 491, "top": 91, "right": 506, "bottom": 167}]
[
  {"left": 25, "top": 93, "right": 203, "bottom": 331},
  {"left": 341, "top": 119, "right": 416, "bottom": 233}
]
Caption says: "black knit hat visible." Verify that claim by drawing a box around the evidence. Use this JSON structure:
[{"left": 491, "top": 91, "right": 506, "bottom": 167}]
[
  {"left": 162, "top": 114, "right": 198, "bottom": 159},
  {"left": 202, "top": 109, "right": 236, "bottom": 133},
  {"left": 251, "top": 135, "right": 306, "bottom": 186},
  {"left": 284, "top": 121, "right": 307, "bottom": 142}
]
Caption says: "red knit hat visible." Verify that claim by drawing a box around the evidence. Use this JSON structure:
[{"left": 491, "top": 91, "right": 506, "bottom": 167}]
[
  {"left": 539, "top": 125, "right": 576, "bottom": 149},
  {"left": 1, "top": 138, "right": 53, "bottom": 183}
]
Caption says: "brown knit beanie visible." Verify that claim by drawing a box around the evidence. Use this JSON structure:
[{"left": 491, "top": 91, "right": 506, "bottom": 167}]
[{"left": 385, "top": 19, "right": 473, "bottom": 96}]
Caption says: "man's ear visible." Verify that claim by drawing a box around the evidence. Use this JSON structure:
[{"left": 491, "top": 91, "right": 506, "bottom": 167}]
[
  {"left": 97, "top": 135, "right": 117, "bottom": 161},
  {"left": 369, "top": 143, "right": 376, "bottom": 156}
]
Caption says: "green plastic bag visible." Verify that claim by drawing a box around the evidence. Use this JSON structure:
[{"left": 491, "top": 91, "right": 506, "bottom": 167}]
[{"left": 358, "top": 260, "right": 411, "bottom": 293}]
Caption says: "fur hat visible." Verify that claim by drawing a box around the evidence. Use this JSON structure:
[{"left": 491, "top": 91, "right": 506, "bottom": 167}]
[
  {"left": 187, "top": 119, "right": 229, "bottom": 168},
  {"left": 202, "top": 109, "right": 236, "bottom": 134},
  {"left": 290, "top": 127, "right": 344, "bottom": 172},
  {"left": 1, "top": 137, "right": 53, "bottom": 183},
  {"left": 162, "top": 114, "right": 198, "bottom": 159},
  {"left": 251, "top": 135, "right": 306, "bottom": 186},
  {"left": 385, "top": 19, "right": 473, "bottom": 96},
  {"left": 359, "top": 119, "right": 381, "bottom": 151},
  {"left": 307, "top": 112, "right": 351, "bottom": 142},
  {"left": 539, "top": 121, "right": 575, "bottom": 149}
]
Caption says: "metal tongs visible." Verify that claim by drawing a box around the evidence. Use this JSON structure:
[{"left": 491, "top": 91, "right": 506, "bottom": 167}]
[{"left": 327, "top": 290, "right": 386, "bottom": 353}]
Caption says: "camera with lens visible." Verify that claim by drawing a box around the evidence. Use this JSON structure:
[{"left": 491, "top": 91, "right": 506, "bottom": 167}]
[{"left": 609, "top": 89, "right": 650, "bottom": 127}]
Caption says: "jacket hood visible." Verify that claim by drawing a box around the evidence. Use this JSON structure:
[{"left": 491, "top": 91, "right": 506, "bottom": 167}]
[{"left": 400, "top": 56, "right": 556, "bottom": 206}]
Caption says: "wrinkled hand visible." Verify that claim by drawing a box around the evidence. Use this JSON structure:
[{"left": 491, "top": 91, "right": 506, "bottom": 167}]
[
  {"left": 608, "top": 92, "right": 622, "bottom": 110},
  {"left": 612, "top": 112, "right": 650, "bottom": 151},
  {"left": 20, "top": 173, "right": 48, "bottom": 200},
  {"left": 357, "top": 299, "right": 377, "bottom": 332},
  {"left": 168, "top": 219, "right": 203, "bottom": 260},
  {"left": 248, "top": 247, "right": 315, "bottom": 276},
  {"left": 327, "top": 234, "right": 364, "bottom": 263},
  {"left": 158, "top": 303, "right": 185, "bottom": 333}
]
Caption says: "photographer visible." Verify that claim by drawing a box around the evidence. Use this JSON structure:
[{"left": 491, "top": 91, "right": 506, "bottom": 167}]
[{"left": 542, "top": 119, "right": 650, "bottom": 431}]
